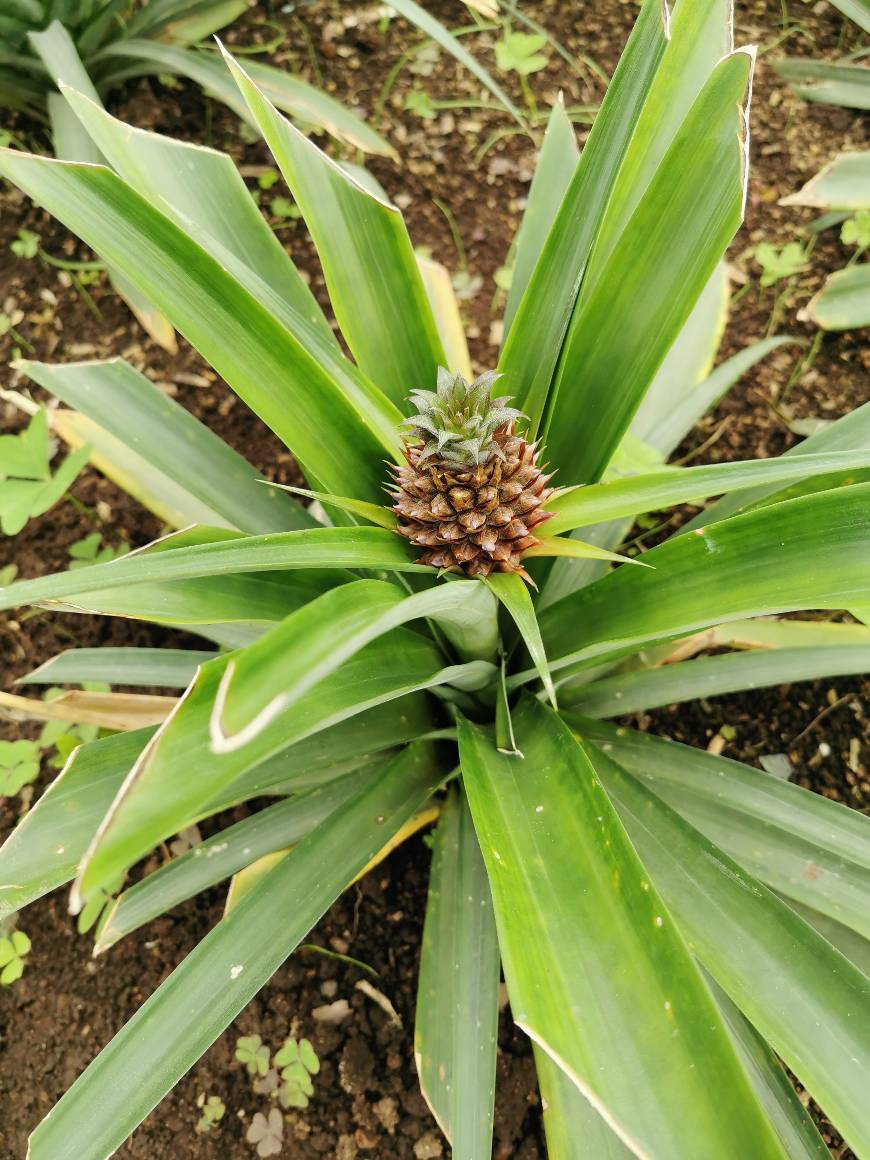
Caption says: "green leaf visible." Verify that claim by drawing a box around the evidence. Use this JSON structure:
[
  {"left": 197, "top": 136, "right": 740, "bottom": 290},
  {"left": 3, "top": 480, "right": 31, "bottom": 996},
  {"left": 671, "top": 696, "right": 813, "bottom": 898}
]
[
  {"left": 773, "top": 58, "right": 870, "bottom": 111},
  {"left": 0, "top": 148, "right": 400, "bottom": 504},
  {"left": 385, "top": 0, "right": 520, "bottom": 121},
  {"left": 22, "top": 647, "right": 214, "bottom": 689},
  {"left": 684, "top": 400, "right": 870, "bottom": 531},
  {"left": 0, "top": 443, "right": 90, "bottom": 536},
  {"left": 415, "top": 786, "right": 499, "bottom": 1157},
  {"left": 781, "top": 152, "right": 870, "bottom": 212},
  {"left": 211, "top": 579, "right": 497, "bottom": 752},
  {"left": 73, "top": 636, "right": 486, "bottom": 903},
  {"left": 28, "top": 742, "right": 447, "bottom": 1160},
  {"left": 0, "top": 407, "right": 50, "bottom": 481},
  {"left": 754, "top": 241, "right": 808, "bottom": 287},
  {"left": 536, "top": 485, "right": 870, "bottom": 676},
  {"left": 59, "top": 87, "right": 335, "bottom": 347},
  {"left": 97, "top": 773, "right": 373, "bottom": 953},
  {"left": 267, "top": 483, "right": 396, "bottom": 529},
  {"left": 92, "top": 40, "right": 397, "bottom": 155},
  {"left": 27, "top": 20, "right": 100, "bottom": 105},
  {"left": 543, "top": 449, "right": 870, "bottom": 537},
  {"left": 19, "top": 358, "right": 312, "bottom": 534},
  {"left": 495, "top": 30, "right": 549, "bottom": 76},
  {"left": 807, "top": 262, "right": 870, "bottom": 331},
  {"left": 502, "top": 100, "right": 578, "bottom": 340},
  {"left": 586, "top": 742, "right": 870, "bottom": 1156},
  {"left": 542, "top": 50, "right": 753, "bottom": 484},
  {"left": 0, "top": 728, "right": 156, "bottom": 921},
  {"left": 642, "top": 336, "right": 799, "bottom": 459},
  {"left": 573, "top": 718, "right": 870, "bottom": 941},
  {"left": 826, "top": 0, "right": 870, "bottom": 32},
  {"left": 709, "top": 978, "right": 830, "bottom": 1160},
  {"left": 484, "top": 572, "right": 556, "bottom": 707},
  {"left": 563, "top": 634, "right": 870, "bottom": 719},
  {"left": 0, "top": 526, "right": 427, "bottom": 615},
  {"left": 628, "top": 264, "right": 730, "bottom": 452},
  {"left": 500, "top": 0, "right": 669, "bottom": 433},
  {"left": 535, "top": 1048, "right": 634, "bottom": 1159},
  {"left": 224, "top": 48, "right": 446, "bottom": 410},
  {"left": 458, "top": 698, "right": 783, "bottom": 1158}
]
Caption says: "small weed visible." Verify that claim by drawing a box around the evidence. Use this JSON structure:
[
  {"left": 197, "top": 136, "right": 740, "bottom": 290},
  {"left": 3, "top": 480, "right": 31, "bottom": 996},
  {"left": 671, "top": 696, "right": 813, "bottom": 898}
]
[
  {"left": 257, "top": 168, "right": 280, "bottom": 190},
  {"left": 11, "top": 228, "right": 40, "bottom": 260},
  {"left": 68, "top": 532, "right": 128, "bottom": 570},
  {"left": 0, "top": 740, "right": 40, "bottom": 797},
  {"left": 753, "top": 240, "right": 808, "bottom": 287},
  {"left": 495, "top": 26, "right": 549, "bottom": 117},
  {"left": 404, "top": 88, "right": 437, "bottom": 119},
  {"left": 0, "top": 310, "right": 32, "bottom": 350},
  {"left": 235, "top": 1034, "right": 271, "bottom": 1076},
  {"left": 236, "top": 1032, "right": 321, "bottom": 1153},
  {"left": 273, "top": 1037, "right": 320, "bottom": 1109},
  {"left": 0, "top": 929, "right": 32, "bottom": 985},
  {"left": 270, "top": 196, "right": 301, "bottom": 220},
  {"left": 841, "top": 210, "right": 870, "bottom": 252},
  {"left": 246, "top": 1108, "right": 283, "bottom": 1157},
  {"left": 0, "top": 409, "right": 89, "bottom": 535},
  {"left": 195, "top": 1093, "right": 225, "bottom": 1135},
  {"left": 495, "top": 29, "right": 549, "bottom": 76}
]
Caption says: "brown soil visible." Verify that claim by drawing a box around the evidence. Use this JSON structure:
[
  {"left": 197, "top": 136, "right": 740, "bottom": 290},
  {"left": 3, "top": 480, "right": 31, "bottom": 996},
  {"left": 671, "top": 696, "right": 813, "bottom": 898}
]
[{"left": 1, "top": 1, "right": 867, "bottom": 1157}]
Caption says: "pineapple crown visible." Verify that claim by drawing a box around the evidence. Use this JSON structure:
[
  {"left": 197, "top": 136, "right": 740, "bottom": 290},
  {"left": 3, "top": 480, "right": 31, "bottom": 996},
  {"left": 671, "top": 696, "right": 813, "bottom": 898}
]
[{"left": 403, "top": 367, "right": 525, "bottom": 467}]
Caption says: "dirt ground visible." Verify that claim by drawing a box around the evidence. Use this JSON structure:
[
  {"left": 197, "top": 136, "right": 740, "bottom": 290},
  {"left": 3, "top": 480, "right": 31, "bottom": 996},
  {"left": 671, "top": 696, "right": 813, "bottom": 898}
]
[{"left": 1, "top": 1, "right": 868, "bottom": 1156}]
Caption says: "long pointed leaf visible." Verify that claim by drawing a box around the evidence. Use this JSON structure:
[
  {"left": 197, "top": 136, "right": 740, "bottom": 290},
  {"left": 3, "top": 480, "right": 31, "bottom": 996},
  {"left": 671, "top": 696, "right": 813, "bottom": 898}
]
[
  {"left": 20, "top": 358, "right": 312, "bottom": 534},
  {"left": 212, "top": 579, "right": 497, "bottom": 752},
  {"left": 542, "top": 49, "right": 753, "bottom": 483},
  {"left": 0, "top": 526, "right": 427, "bottom": 614},
  {"left": 21, "top": 647, "right": 214, "bottom": 689},
  {"left": 536, "top": 485, "right": 870, "bottom": 675},
  {"left": 683, "top": 400, "right": 870, "bottom": 531},
  {"left": 28, "top": 742, "right": 447, "bottom": 1160},
  {"left": 224, "top": 48, "right": 446, "bottom": 409},
  {"left": 563, "top": 637, "right": 870, "bottom": 718},
  {"left": 543, "top": 449, "right": 870, "bottom": 536},
  {"left": 500, "top": 0, "right": 669, "bottom": 432},
  {"left": 575, "top": 718, "right": 870, "bottom": 940},
  {"left": 415, "top": 786, "right": 499, "bottom": 1157},
  {"left": 0, "top": 149, "right": 400, "bottom": 503},
  {"left": 458, "top": 699, "right": 783, "bottom": 1158},
  {"left": 60, "top": 86, "right": 335, "bottom": 346},
  {"left": 75, "top": 637, "right": 487, "bottom": 902},
  {"left": 0, "top": 728, "right": 155, "bottom": 920},
  {"left": 97, "top": 770, "right": 375, "bottom": 953},
  {"left": 502, "top": 100, "right": 578, "bottom": 340},
  {"left": 585, "top": 741, "right": 870, "bottom": 1155}
]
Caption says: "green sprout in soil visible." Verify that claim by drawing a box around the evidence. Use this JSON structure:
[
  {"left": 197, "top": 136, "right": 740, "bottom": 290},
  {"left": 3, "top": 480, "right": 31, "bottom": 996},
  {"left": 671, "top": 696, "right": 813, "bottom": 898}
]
[
  {"left": 10, "top": 229, "right": 40, "bottom": 260},
  {"left": 236, "top": 1034, "right": 271, "bottom": 1077},
  {"left": 194, "top": 1094, "right": 226, "bottom": 1135},
  {"left": 68, "top": 533, "right": 128, "bottom": 570},
  {"left": 246, "top": 1108, "right": 283, "bottom": 1157},
  {"left": 753, "top": 240, "right": 809, "bottom": 287},
  {"left": 0, "top": 741, "right": 40, "bottom": 798},
  {"left": 495, "top": 27, "right": 549, "bottom": 115},
  {"left": 0, "top": 408, "right": 89, "bottom": 536},
  {"left": 272, "top": 1037, "right": 320, "bottom": 1109},
  {"left": 841, "top": 210, "right": 870, "bottom": 255},
  {"left": 0, "top": 929, "right": 32, "bottom": 985}
]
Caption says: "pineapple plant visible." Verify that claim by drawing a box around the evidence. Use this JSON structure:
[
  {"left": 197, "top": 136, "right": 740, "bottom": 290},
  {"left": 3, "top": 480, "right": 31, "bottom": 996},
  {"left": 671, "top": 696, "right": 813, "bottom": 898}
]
[
  {"left": 392, "top": 369, "right": 554, "bottom": 579},
  {"left": 1, "top": 1, "right": 870, "bottom": 1157}
]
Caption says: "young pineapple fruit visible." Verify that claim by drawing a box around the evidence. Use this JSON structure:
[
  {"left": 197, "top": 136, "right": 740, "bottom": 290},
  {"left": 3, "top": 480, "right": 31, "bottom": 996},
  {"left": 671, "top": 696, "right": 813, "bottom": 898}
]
[{"left": 390, "top": 368, "right": 554, "bottom": 580}]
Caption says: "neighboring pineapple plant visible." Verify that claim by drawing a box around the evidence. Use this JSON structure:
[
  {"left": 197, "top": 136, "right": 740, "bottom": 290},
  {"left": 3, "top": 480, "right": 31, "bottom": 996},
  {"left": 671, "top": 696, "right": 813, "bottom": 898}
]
[{"left": 1, "top": 0, "right": 870, "bottom": 1157}]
